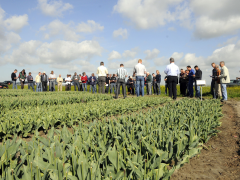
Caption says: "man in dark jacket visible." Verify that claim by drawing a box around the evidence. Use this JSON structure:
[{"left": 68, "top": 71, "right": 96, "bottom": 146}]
[
  {"left": 27, "top": 72, "right": 35, "bottom": 91},
  {"left": 194, "top": 65, "right": 202, "bottom": 98},
  {"left": 72, "top": 72, "right": 80, "bottom": 91},
  {"left": 41, "top": 71, "right": 48, "bottom": 91},
  {"left": 89, "top": 73, "right": 97, "bottom": 93},
  {"left": 11, "top": 69, "right": 18, "bottom": 89},
  {"left": 152, "top": 73, "right": 156, "bottom": 95},
  {"left": 146, "top": 72, "right": 152, "bottom": 95},
  {"left": 156, "top": 70, "right": 161, "bottom": 95},
  {"left": 211, "top": 63, "right": 217, "bottom": 98}
]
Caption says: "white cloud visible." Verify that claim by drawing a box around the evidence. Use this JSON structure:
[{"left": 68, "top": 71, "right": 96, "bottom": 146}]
[
  {"left": 38, "top": 0, "right": 73, "bottom": 17},
  {"left": 77, "top": 20, "right": 104, "bottom": 33},
  {"left": 168, "top": 27, "right": 176, "bottom": 31},
  {"left": 39, "top": 19, "right": 82, "bottom": 41},
  {"left": 113, "top": 0, "right": 190, "bottom": 29},
  {"left": 154, "top": 52, "right": 183, "bottom": 66},
  {"left": 190, "top": 0, "right": 240, "bottom": 39},
  {"left": 218, "top": 36, "right": 238, "bottom": 47},
  {"left": 4, "top": 14, "right": 28, "bottom": 31},
  {"left": 113, "top": 28, "right": 128, "bottom": 39},
  {"left": 122, "top": 47, "right": 139, "bottom": 58},
  {"left": 144, "top": 48, "right": 160, "bottom": 60},
  {"left": 3, "top": 40, "right": 104, "bottom": 66},
  {"left": 108, "top": 50, "right": 122, "bottom": 60}
]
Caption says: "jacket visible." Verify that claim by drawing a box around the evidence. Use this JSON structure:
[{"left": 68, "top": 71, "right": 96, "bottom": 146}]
[
  {"left": 89, "top": 76, "right": 97, "bottom": 85},
  {"left": 18, "top": 71, "right": 26, "bottom": 81},
  {"left": 219, "top": 66, "right": 230, "bottom": 84},
  {"left": 146, "top": 75, "right": 152, "bottom": 83},
  {"left": 41, "top": 74, "right": 48, "bottom": 82},
  {"left": 156, "top": 74, "right": 161, "bottom": 83},
  {"left": 72, "top": 75, "right": 80, "bottom": 83},
  {"left": 195, "top": 69, "right": 202, "bottom": 81}
]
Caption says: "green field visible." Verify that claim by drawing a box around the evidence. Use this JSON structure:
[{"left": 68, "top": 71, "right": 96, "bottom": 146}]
[{"left": 0, "top": 89, "right": 227, "bottom": 179}]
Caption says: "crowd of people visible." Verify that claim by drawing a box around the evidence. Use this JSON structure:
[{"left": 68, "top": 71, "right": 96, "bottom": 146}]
[{"left": 10, "top": 59, "right": 230, "bottom": 101}]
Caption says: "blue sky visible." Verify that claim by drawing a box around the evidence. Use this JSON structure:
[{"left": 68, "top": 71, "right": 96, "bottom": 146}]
[{"left": 0, "top": 0, "right": 240, "bottom": 84}]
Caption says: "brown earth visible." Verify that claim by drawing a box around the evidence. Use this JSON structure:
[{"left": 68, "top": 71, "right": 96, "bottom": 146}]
[{"left": 171, "top": 101, "right": 240, "bottom": 180}]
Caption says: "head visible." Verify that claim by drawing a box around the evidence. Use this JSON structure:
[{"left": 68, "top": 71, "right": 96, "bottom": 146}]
[
  {"left": 194, "top": 66, "right": 199, "bottom": 71},
  {"left": 152, "top": 73, "right": 155, "bottom": 77},
  {"left": 38, "top": 72, "right": 41, "bottom": 76},
  {"left": 220, "top": 61, "right": 225, "bottom": 67},
  {"left": 43, "top": 71, "right": 46, "bottom": 75},
  {"left": 181, "top": 69, "right": 183, "bottom": 73},
  {"left": 211, "top": 63, "right": 216, "bottom": 68},
  {"left": 170, "top": 57, "right": 174, "bottom": 63},
  {"left": 186, "top": 70, "right": 189, "bottom": 73},
  {"left": 100, "top": 62, "right": 104, "bottom": 66},
  {"left": 29, "top": 72, "right": 31, "bottom": 76},
  {"left": 74, "top": 72, "right": 77, "bottom": 76},
  {"left": 215, "top": 65, "right": 219, "bottom": 70},
  {"left": 106, "top": 74, "right": 109, "bottom": 77},
  {"left": 82, "top": 72, "right": 86, "bottom": 76},
  {"left": 187, "top": 66, "right": 191, "bottom": 70},
  {"left": 147, "top": 72, "right": 149, "bottom": 76},
  {"left": 79, "top": 74, "right": 81, "bottom": 77},
  {"left": 156, "top": 70, "right": 160, "bottom": 75},
  {"left": 120, "top": 63, "right": 124, "bottom": 67},
  {"left": 92, "top": 73, "right": 94, "bottom": 76},
  {"left": 130, "top": 76, "right": 132, "bottom": 79},
  {"left": 51, "top": 70, "right": 54, "bottom": 74},
  {"left": 59, "top": 74, "right": 61, "bottom": 77},
  {"left": 113, "top": 74, "right": 115, "bottom": 77},
  {"left": 22, "top": 69, "right": 25, "bottom": 73},
  {"left": 14, "top": 69, "right": 17, "bottom": 73},
  {"left": 138, "top": 59, "right": 142, "bottom": 64},
  {"left": 182, "top": 70, "right": 185, "bottom": 73}
]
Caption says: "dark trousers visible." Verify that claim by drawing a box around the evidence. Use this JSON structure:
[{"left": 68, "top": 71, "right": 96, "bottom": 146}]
[
  {"left": 105, "top": 85, "right": 109, "bottom": 93},
  {"left": 73, "top": 81, "right": 80, "bottom": 91},
  {"left": 180, "top": 82, "right": 187, "bottom": 96},
  {"left": 153, "top": 83, "right": 157, "bottom": 94},
  {"left": 128, "top": 86, "right": 134, "bottom": 95},
  {"left": 167, "top": 76, "right": 177, "bottom": 99},
  {"left": 165, "top": 84, "right": 168, "bottom": 94},
  {"left": 116, "top": 79, "right": 126, "bottom": 98},
  {"left": 42, "top": 82, "right": 47, "bottom": 91},
  {"left": 79, "top": 83, "right": 83, "bottom": 91},
  {"left": 98, "top": 76, "right": 106, "bottom": 94},
  {"left": 211, "top": 80, "right": 216, "bottom": 98},
  {"left": 20, "top": 81, "right": 25, "bottom": 89},
  {"left": 188, "top": 80, "right": 194, "bottom": 97},
  {"left": 65, "top": 84, "right": 71, "bottom": 91}
]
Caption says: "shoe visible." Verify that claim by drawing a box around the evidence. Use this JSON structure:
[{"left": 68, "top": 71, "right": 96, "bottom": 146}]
[{"left": 221, "top": 99, "right": 227, "bottom": 102}]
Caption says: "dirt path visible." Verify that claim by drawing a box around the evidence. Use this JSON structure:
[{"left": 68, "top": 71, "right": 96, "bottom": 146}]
[{"left": 171, "top": 101, "right": 240, "bottom": 180}]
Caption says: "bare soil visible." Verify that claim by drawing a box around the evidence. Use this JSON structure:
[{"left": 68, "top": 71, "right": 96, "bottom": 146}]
[{"left": 171, "top": 101, "right": 240, "bottom": 180}]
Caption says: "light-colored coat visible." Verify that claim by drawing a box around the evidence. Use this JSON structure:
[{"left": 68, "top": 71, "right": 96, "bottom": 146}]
[{"left": 219, "top": 66, "right": 230, "bottom": 84}]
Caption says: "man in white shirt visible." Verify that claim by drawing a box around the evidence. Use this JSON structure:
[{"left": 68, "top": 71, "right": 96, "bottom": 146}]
[
  {"left": 133, "top": 59, "right": 146, "bottom": 97},
  {"left": 65, "top": 74, "right": 72, "bottom": 91},
  {"left": 49, "top": 70, "right": 56, "bottom": 91},
  {"left": 97, "top": 62, "right": 108, "bottom": 93},
  {"left": 164, "top": 58, "right": 180, "bottom": 100}
]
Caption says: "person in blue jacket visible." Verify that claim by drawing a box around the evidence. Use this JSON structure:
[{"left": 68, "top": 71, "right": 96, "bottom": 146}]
[
  {"left": 89, "top": 73, "right": 97, "bottom": 93},
  {"left": 187, "top": 65, "right": 195, "bottom": 98}
]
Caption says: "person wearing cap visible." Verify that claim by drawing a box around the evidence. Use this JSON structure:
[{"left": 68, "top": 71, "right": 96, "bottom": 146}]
[
  {"left": 35, "top": 72, "right": 42, "bottom": 92},
  {"left": 164, "top": 58, "right": 180, "bottom": 100},
  {"left": 81, "top": 72, "right": 88, "bottom": 91},
  {"left": 41, "top": 71, "right": 48, "bottom": 91},
  {"left": 57, "top": 74, "right": 63, "bottom": 91},
  {"left": 49, "top": 71, "right": 56, "bottom": 91},
  {"left": 187, "top": 65, "right": 195, "bottom": 98},
  {"left": 133, "top": 59, "right": 146, "bottom": 97},
  {"left": 146, "top": 72, "right": 152, "bottom": 95},
  {"left": 65, "top": 74, "right": 72, "bottom": 91},
  {"left": 72, "top": 72, "right": 80, "bottom": 91},
  {"left": 116, "top": 64, "right": 128, "bottom": 99},
  {"left": 194, "top": 65, "right": 202, "bottom": 98},
  {"left": 89, "top": 73, "right": 97, "bottom": 93},
  {"left": 27, "top": 72, "right": 35, "bottom": 91},
  {"left": 127, "top": 76, "right": 134, "bottom": 95},
  {"left": 11, "top": 69, "right": 18, "bottom": 89},
  {"left": 18, "top": 69, "right": 26, "bottom": 89},
  {"left": 97, "top": 61, "right": 108, "bottom": 94}
]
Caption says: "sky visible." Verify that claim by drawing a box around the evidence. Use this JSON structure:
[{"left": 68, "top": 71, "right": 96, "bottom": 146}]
[{"left": 0, "top": 0, "right": 240, "bottom": 85}]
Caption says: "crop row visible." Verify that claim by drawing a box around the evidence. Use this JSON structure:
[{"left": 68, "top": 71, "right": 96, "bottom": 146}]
[
  {"left": 0, "top": 97, "right": 170, "bottom": 139},
  {"left": 0, "top": 99, "right": 223, "bottom": 179},
  {"left": 0, "top": 93, "right": 113, "bottom": 111}
]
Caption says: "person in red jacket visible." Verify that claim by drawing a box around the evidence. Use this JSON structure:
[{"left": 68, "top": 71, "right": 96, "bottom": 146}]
[{"left": 81, "top": 72, "right": 88, "bottom": 91}]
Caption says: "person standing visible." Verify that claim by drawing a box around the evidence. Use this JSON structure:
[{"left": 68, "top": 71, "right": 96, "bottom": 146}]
[
  {"left": 214, "top": 65, "right": 222, "bottom": 99},
  {"left": 211, "top": 63, "right": 217, "bottom": 99},
  {"left": 127, "top": 76, "right": 134, "bottom": 95},
  {"left": 49, "top": 71, "right": 56, "bottom": 92},
  {"left": 27, "top": 72, "right": 35, "bottom": 91},
  {"left": 97, "top": 62, "right": 108, "bottom": 94},
  {"left": 219, "top": 61, "right": 230, "bottom": 102},
  {"left": 110, "top": 74, "right": 117, "bottom": 94},
  {"left": 187, "top": 66, "right": 195, "bottom": 98},
  {"left": 65, "top": 74, "right": 72, "bottom": 91},
  {"left": 152, "top": 73, "right": 156, "bottom": 95},
  {"left": 57, "top": 74, "right": 63, "bottom": 91},
  {"left": 105, "top": 74, "right": 110, "bottom": 94},
  {"left": 146, "top": 72, "right": 152, "bottom": 95},
  {"left": 179, "top": 69, "right": 184, "bottom": 95},
  {"left": 89, "top": 73, "right": 97, "bottom": 93},
  {"left": 41, "top": 72, "right": 48, "bottom": 91},
  {"left": 18, "top": 69, "right": 26, "bottom": 89},
  {"left": 155, "top": 70, "right": 161, "bottom": 95},
  {"left": 164, "top": 58, "right": 179, "bottom": 100},
  {"left": 78, "top": 74, "right": 82, "bottom": 91},
  {"left": 116, "top": 64, "right": 128, "bottom": 99},
  {"left": 35, "top": 72, "right": 42, "bottom": 92},
  {"left": 133, "top": 59, "right": 146, "bottom": 97},
  {"left": 72, "top": 72, "right": 80, "bottom": 91},
  {"left": 194, "top": 65, "right": 202, "bottom": 98},
  {"left": 81, "top": 72, "right": 88, "bottom": 91},
  {"left": 164, "top": 76, "right": 168, "bottom": 95},
  {"left": 11, "top": 69, "right": 18, "bottom": 89},
  {"left": 179, "top": 70, "right": 187, "bottom": 96}
]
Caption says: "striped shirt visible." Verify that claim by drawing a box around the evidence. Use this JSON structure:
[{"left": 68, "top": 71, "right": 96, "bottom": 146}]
[{"left": 117, "top": 67, "right": 128, "bottom": 79}]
